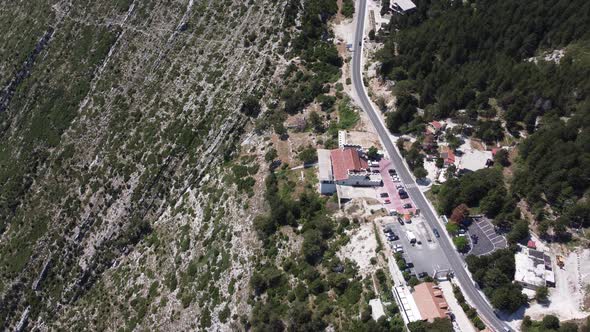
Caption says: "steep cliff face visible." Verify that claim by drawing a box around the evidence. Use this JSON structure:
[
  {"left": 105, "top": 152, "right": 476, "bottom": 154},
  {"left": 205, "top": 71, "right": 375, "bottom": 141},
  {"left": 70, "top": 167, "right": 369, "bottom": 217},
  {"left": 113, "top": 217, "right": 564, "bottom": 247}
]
[{"left": 0, "top": 0, "right": 286, "bottom": 330}]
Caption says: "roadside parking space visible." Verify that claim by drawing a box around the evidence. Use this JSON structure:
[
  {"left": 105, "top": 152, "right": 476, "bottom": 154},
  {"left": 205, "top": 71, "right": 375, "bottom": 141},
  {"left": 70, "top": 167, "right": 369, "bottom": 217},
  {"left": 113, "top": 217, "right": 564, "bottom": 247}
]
[{"left": 378, "top": 159, "right": 416, "bottom": 215}]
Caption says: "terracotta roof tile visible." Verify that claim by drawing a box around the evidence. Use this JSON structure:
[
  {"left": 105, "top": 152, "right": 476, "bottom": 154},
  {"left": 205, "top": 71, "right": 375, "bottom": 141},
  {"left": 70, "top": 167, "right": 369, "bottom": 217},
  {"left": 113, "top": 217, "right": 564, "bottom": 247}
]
[{"left": 330, "top": 148, "right": 368, "bottom": 181}]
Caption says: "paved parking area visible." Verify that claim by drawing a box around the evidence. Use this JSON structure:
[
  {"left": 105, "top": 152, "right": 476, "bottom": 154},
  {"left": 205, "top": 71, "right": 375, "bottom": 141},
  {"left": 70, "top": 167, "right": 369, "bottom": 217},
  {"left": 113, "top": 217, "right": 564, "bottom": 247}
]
[
  {"left": 380, "top": 216, "right": 450, "bottom": 276},
  {"left": 378, "top": 159, "right": 416, "bottom": 215},
  {"left": 467, "top": 216, "right": 507, "bottom": 256}
]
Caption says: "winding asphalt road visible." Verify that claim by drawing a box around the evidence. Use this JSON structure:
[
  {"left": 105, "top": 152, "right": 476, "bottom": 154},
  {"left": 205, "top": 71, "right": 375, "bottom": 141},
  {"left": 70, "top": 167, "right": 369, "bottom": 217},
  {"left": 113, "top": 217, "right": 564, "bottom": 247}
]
[{"left": 351, "top": 2, "right": 510, "bottom": 331}]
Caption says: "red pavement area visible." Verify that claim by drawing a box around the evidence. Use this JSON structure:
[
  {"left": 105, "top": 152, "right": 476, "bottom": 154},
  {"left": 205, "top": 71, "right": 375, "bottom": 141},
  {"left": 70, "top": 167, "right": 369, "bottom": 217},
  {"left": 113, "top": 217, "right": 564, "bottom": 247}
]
[{"left": 378, "top": 159, "right": 416, "bottom": 215}]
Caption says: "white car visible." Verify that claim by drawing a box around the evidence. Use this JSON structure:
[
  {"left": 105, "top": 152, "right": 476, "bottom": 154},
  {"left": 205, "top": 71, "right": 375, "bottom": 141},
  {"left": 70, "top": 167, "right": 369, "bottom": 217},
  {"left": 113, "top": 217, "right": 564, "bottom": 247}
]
[{"left": 393, "top": 244, "right": 404, "bottom": 253}]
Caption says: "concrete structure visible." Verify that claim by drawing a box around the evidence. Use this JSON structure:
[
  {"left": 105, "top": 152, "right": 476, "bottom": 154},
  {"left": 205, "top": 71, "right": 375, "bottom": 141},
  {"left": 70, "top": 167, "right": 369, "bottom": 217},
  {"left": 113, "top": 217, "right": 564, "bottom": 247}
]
[
  {"left": 338, "top": 130, "right": 347, "bottom": 148},
  {"left": 338, "top": 130, "right": 362, "bottom": 149},
  {"left": 317, "top": 149, "right": 336, "bottom": 194},
  {"left": 368, "top": 10, "right": 376, "bottom": 33},
  {"left": 393, "top": 285, "right": 422, "bottom": 324},
  {"left": 369, "top": 298, "right": 385, "bottom": 321},
  {"left": 391, "top": 0, "right": 416, "bottom": 13},
  {"left": 514, "top": 246, "right": 555, "bottom": 289},
  {"left": 412, "top": 282, "right": 450, "bottom": 322}
]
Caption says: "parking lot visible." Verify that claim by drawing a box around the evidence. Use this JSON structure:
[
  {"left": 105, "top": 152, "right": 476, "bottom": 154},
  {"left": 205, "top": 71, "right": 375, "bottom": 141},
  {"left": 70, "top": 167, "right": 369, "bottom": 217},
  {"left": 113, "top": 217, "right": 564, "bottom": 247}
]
[
  {"left": 466, "top": 216, "right": 507, "bottom": 256},
  {"left": 377, "top": 159, "right": 416, "bottom": 215},
  {"left": 380, "top": 215, "right": 451, "bottom": 278}
]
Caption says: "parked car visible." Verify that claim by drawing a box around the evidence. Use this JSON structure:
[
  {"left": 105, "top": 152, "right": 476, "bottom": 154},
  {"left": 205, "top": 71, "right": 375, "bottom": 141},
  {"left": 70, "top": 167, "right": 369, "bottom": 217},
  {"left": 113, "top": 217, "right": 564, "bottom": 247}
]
[
  {"left": 397, "top": 217, "right": 404, "bottom": 225},
  {"left": 380, "top": 192, "right": 389, "bottom": 198},
  {"left": 393, "top": 244, "right": 404, "bottom": 253},
  {"left": 432, "top": 228, "right": 440, "bottom": 238},
  {"left": 418, "top": 271, "right": 428, "bottom": 278},
  {"left": 384, "top": 198, "right": 391, "bottom": 204},
  {"left": 388, "top": 234, "right": 399, "bottom": 241},
  {"left": 388, "top": 169, "right": 396, "bottom": 175},
  {"left": 403, "top": 203, "right": 412, "bottom": 209},
  {"left": 458, "top": 228, "right": 467, "bottom": 235},
  {"left": 396, "top": 184, "right": 404, "bottom": 190}
]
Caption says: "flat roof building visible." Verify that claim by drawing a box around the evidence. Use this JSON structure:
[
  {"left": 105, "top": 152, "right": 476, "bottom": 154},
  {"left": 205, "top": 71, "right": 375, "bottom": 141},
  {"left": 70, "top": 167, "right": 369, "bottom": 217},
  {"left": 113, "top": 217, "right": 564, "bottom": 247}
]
[
  {"left": 391, "top": 0, "right": 416, "bottom": 13},
  {"left": 318, "top": 149, "right": 336, "bottom": 195},
  {"left": 369, "top": 298, "right": 385, "bottom": 321},
  {"left": 514, "top": 246, "right": 555, "bottom": 289},
  {"left": 412, "top": 282, "right": 450, "bottom": 323}
]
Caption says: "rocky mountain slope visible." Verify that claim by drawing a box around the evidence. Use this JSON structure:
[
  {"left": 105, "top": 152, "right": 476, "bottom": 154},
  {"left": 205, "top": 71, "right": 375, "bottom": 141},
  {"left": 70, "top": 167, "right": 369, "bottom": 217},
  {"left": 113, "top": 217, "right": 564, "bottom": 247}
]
[{"left": 0, "top": 0, "right": 289, "bottom": 330}]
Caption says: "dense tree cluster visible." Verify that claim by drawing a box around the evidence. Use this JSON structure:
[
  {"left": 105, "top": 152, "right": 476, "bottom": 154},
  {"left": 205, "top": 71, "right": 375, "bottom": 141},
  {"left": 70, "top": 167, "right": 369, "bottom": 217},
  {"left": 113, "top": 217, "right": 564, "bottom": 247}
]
[
  {"left": 380, "top": 0, "right": 590, "bottom": 129},
  {"left": 513, "top": 115, "right": 590, "bottom": 234},
  {"left": 240, "top": 95, "right": 261, "bottom": 117},
  {"left": 280, "top": 0, "right": 343, "bottom": 115},
  {"left": 436, "top": 168, "right": 504, "bottom": 215},
  {"left": 522, "top": 314, "right": 590, "bottom": 332},
  {"left": 435, "top": 168, "right": 529, "bottom": 241},
  {"left": 407, "top": 318, "right": 453, "bottom": 332},
  {"left": 385, "top": 92, "right": 421, "bottom": 134},
  {"left": 466, "top": 249, "right": 528, "bottom": 313}
]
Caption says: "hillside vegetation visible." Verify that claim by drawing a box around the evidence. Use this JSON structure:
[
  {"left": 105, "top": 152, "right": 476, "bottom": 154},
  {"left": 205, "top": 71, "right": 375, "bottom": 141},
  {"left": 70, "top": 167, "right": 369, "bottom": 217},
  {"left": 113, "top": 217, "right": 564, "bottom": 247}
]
[{"left": 0, "top": 0, "right": 292, "bottom": 330}]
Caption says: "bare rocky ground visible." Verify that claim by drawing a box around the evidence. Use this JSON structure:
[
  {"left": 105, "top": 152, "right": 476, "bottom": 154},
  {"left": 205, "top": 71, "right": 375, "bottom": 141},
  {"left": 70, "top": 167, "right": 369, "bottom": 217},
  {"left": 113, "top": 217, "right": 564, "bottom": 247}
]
[{"left": 0, "top": 0, "right": 291, "bottom": 330}]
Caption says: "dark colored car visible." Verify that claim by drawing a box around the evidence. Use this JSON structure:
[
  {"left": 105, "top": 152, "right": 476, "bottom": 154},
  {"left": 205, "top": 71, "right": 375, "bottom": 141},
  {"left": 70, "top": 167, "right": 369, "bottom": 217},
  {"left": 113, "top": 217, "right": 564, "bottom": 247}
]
[
  {"left": 403, "top": 203, "right": 412, "bottom": 209},
  {"left": 398, "top": 190, "right": 408, "bottom": 199},
  {"left": 432, "top": 228, "right": 440, "bottom": 238},
  {"left": 388, "top": 169, "right": 396, "bottom": 175},
  {"left": 397, "top": 217, "right": 404, "bottom": 225},
  {"left": 380, "top": 192, "right": 389, "bottom": 198},
  {"left": 418, "top": 272, "right": 428, "bottom": 278}
]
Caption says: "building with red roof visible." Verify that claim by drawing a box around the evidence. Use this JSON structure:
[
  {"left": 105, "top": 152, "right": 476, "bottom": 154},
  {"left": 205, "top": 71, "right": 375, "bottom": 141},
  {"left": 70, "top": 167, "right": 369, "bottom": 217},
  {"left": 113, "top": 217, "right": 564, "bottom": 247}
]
[
  {"left": 427, "top": 121, "right": 446, "bottom": 135},
  {"left": 412, "top": 282, "right": 451, "bottom": 323},
  {"left": 330, "top": 148, "right": 369, "bottom": 181},
  {"left": 440, "top": 147, "right": 455, "bottom": 166},
  {"left": 317, "top": 148, "right": 381, "bottom": 194}
]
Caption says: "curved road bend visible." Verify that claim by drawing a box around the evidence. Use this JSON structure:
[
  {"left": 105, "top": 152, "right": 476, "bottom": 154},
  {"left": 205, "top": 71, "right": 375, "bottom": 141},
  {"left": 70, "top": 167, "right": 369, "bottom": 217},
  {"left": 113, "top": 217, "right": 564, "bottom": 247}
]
[{"left": 351, "top": 1, "right": 510, "bottom": 331}]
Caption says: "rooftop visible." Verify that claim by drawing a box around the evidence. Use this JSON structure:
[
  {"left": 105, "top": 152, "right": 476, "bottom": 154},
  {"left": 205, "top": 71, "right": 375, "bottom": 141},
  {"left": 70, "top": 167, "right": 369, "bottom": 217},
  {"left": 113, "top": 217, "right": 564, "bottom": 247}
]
[
  {"left": 412, "top": 282, "right": 449, "bottom": 322},
  {"left": 514, "top": 248, "right": 554, "bottom": 288},
  {"left": 369, "top": 299, "right": 385, "bottom": 321},
  {"left": 330, "top": 148, "right": 368, "bottom": 181},
  {"left": 392, "top": 0, "right": 416, "bottom": 12},
  {"left": 317, "top": 149, "right": 333, "bottom": 181},
  {"left": 430, "top": 121, "right": 443, "bottom": 129}
]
